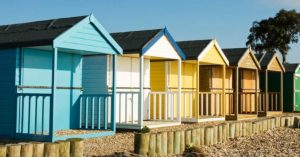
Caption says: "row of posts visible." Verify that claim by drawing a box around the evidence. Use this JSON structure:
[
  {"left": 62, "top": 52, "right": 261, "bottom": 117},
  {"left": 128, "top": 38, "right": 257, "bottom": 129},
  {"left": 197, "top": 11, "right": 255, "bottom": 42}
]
[
  {"left": 134, "top": 116, "right": 300, "bottom": 156},
  {"left": 0, "top": 138, "right": 84, "bottom": 157}
]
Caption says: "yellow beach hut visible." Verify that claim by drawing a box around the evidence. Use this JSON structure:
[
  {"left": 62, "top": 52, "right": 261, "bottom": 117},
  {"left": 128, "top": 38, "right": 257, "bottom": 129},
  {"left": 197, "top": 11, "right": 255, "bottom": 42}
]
[
  {"left": 175, "top": 39, "right": 229, "bottom": 122},
  {"left": 255, "top": 52, "right": 285, "bottom": 116},
  {"left": 109, "top": 28, "right": 185, "bottom": 129},
  {"left": 222, "top": 48, "right": 261, "bottom": 120}
]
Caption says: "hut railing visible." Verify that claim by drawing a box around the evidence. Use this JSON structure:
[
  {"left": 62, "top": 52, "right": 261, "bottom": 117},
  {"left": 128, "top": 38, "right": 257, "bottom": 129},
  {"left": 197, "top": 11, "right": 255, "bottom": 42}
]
[
  {"left": 258, "top": 92, "right": 265, "bottom": 112},
  {"left": 16, "top": 93, "right": 52, "bottom": 136},
  {"left": 199, "top": 92, "right": 223, "bottom": 116},
  {"left": 115, "top": 91, "right": 140, "bottom": 125},
  {"left": 226, "top": 92, "right": 234, "bottom": 115},
  {"left": 239, "top": 92, "right": 256, "bottom": 114},
  {"left": 268, "top": 92, "right": 281, "bottom": 111},
  {"left": 182, "top": 91, "right": 197, "bottom": 118},
  {"left": 148, "top": 91, "right": 179, "bottom": 121},
  {"left": 79, "top": 94, "right": 112, "bottom": 130}
]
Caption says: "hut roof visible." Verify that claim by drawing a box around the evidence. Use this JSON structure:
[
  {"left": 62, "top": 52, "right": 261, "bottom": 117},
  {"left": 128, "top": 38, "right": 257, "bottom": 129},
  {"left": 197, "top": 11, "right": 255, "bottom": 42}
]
[
  {"left": 111, "top": 29, "right": 162, "bottom": 53},
  {"left": 284, "top": 63, "right": 300, "bottom": 73},
  {"left": 222, "top": 48, "right": 248, "bottom": 66},
  {"left": 0, "top": 16, "right": 87, "bottom": 48},
  {"left": 176, "top": 40, "right": 212, "bottom": 60}
]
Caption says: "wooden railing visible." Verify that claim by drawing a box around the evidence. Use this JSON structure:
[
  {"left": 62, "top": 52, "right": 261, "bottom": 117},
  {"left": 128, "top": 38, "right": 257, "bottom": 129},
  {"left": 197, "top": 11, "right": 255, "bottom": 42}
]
[
  {"left": 16, "top": 93, "right": 52, "bottom": 136},
  {"left": 239, "top": 92, "right": 256, "bottom": 114},
  {"left": 199, "top": 92, "right": 223, "bottom": 116},
  {"left": 268, "top": 92, "right": 280, "bottom": 111},
  {"left": 79, "top": 94, "right": 112, "bottom": 130},
  {"left": 116, "top": 91, "right": 139, "bottom": 125},
  {"left": 149, "top": 91, "right": 179, "bottom": 121},
  {"left": 226, "top": 92, "right": 234, "bottom": 115},
  {"left": 182, "top": 91, "right": 197, "bottom": 118}
]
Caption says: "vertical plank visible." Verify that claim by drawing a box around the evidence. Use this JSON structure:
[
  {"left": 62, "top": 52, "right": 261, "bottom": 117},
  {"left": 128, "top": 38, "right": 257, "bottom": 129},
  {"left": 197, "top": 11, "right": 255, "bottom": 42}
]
[
  {"left": 159, "top": 94, "right": 162, "bottom": 120},
  {"left": 177, "top": 59, "right": 182, "bottom": 122},
  {"left": 206, "top": 93, "right": 209, "bottom": 116},
  {"left": 28, "top": 96, "right": 31, "bottom": 134},
  {"left": 235, "top": 67, "right": 239, "bottom": 116},
  {"left": 190, "top": 93, "right": 192, "bottom": 118},
  {"left": 125, "top": 94, "right": 128, "bottom": 123},
  {"left": 200, "top": 94, "right": 203, "bottom": 116},
  {"left": 85, "top": 97, "right": 88, "bottom": 129},
  {"left": 222, "top": 65, "right": 226, "bottom": 116},
  {"left": 111, "top": 54, "right": 117, "bottom": 131},
  {"left": 35, "top": 96, "right": 38, "bottom": 134},
  {"left": 119, "top": 94, "right": 122, "bottom": 123},
  {"left": 280, "top": 72, "right": 283, "bottom": 111},
  {"left": 265, "top": 70, "right": 269, "bottom": 113},
  {"left": 50, "top": 47, "right": 58, "bottom": 138},
  {"left": 255, "top": 69, "right": 258, "bottom": 114},
  {"left": 138, "top": 55, "right": 144, "bottom": 127},
  {"left": 153, "top": 94, "right": 156, "bottom": 120},
  {"left": 98, "top": 97, "right": 101, "bottom": 129},
  {"left": 92, "top": 97, "right": 95, "bottom": 129},
  {"left": 196, "top": 61, "right": 200, "bottom": 119},
  {"left": 131, "top": 93, "right": 134, "bottom": 124},
  {"left": 42, "top": 96, "right": 45, "bottom": 134},
  {"left": 104, "top": 96, "right": 108, "bottom": 130},
  {"left": 183, "top": 93, "right": 186, "bottom": 118}
]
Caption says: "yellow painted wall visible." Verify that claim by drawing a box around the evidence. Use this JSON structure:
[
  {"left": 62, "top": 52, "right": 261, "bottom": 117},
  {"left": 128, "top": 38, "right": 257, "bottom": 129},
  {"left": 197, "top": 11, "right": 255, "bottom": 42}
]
[
  {"left": 150, "top": 62, "right": 166, "bottom": 91},
  {"left": 199, "top": 45, "right": 226, "bottom": 65}
]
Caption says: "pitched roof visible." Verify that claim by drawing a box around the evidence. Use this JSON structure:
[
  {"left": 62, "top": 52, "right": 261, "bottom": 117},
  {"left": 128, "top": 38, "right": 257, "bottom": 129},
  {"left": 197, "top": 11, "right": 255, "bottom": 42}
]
[
  {"left": 0, "top": 16, "right": 87, "bottom": 49},
  {"left": 222, "top": 48, "right": 248, "bottom": 66},
  {"left": 257, "top": 52, "right": 276, "bottom": 69},
  {"left": 254, "top": 53, "right": 264, "bottom": 62},
  {"left": 110, "top": 29, "right": 162, "bottom": 54},
  {"left": 283, "top": 63, "right": 300, "bottom": 73},
  {"left": 176, "top": 40, "right": 212, "bottom": 60}
]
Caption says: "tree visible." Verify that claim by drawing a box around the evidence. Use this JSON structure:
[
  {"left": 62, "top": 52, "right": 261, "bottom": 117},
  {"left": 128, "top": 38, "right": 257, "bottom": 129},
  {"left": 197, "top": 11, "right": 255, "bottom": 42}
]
[{"left": 246, "top": 9, "right": 300, "bottom": 63}]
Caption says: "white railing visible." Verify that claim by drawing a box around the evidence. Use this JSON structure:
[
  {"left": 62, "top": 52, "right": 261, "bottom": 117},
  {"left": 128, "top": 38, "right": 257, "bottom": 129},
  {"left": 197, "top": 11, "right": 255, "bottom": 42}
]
[
  {"left": 199, "top": 92, "right": 223, "bottom": 116},
  {"left": 182, "top": 91, "right": 197, "bottom": 118},
  {"left": 116, "top": 91, "right": 139, "bottom": 125},
  {"left": 148, "top": 91, "right": 179, "bottom": 121}
]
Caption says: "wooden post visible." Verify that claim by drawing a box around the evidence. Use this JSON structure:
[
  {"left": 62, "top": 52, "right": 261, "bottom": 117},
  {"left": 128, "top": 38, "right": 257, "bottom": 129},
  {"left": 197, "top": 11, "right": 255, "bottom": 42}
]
[
  {"left": 185, "top": 130, "right": 191, "bottom": 146},
  {"left": 31, "top": 142, "right": 44, "bottom": 157},
  {"left": 44, "top": 143, "right": 59, "bottom": 157},
  {"left": 56, "top": 141, "right": 70, "bottom": 157},
  {"left": 229, "top": 123, "right": 236, "bottom": 138},
  {"left": 234, "top": 67, "right": 239, "bottom": 116},
  {"left": 280, "top": 72, "right": 283, "bottom": 112},
  {"left": 0, "top": 145, "right": 6, "bottom": 157},
  {"left": 50, "top": 47, "right": 58, "bottom": 138},
  {"left": 265, "top": 70, "right": 268, "bottom": 114},
  {"left": 111, "top": 54, "right": 117, "bottom": 131},
  {"left": 294, "top": 117, "right": 300, "bottom": 128},
  {"left": 222, "top": 65, "right": 226, "bottom": 115},
  {"left": 177, "top": 59, "right": 181, "bottom": 122},
  {"left": 19, "top": 143, "right": 33, "bottom": 157},
  {"left": 161, "top": 132, "right": 168, "bottom": 156},
  {"left": 138, "top": 55, "right": 144, "bottom": 127},
  {"left": 199, "top": 127, "right": 205, "bottom": 145},
  {"left": 174, "top": 131, "right": 181, "bottom": 155},
  {"left": 235, "top": 122, "right": 240, "bottom": 137},
  {"left": 191, "top": 129, "right": 199, "bottom": 147},
  {"left": 149, "top": 134, "right": 156, "bottom": 157},
  {"left": 69, "top": 138, "right": 84, "bottom": 157},
  {"left": 196, "top": 61, "right": 200, "bottom": 119},
  {"left": 167, "top": 132, "right": 174, "bottom": 155},
  {"left": 204, "top": 126, "right": 213, "bottom": 145},
  {"left": 156, "top": 133, "right": 162, "bottom": 156},
  {"left": 180, "top": 130, "right": 185, "bottom": 153},
  {"left": 6, "top": 144, "right": 21, "bottom": 157},
  {"left": 213, "top": 126, "right": 218, "bottom": 144},
  {"left": 255, "top": 69, "right": 258, "bottom": 114},
  {"left": 134, "top": 133, "right": 150, "bottom": 156},
  {"left": 218, "top": 124, "right": 223, "bottom": 143}
]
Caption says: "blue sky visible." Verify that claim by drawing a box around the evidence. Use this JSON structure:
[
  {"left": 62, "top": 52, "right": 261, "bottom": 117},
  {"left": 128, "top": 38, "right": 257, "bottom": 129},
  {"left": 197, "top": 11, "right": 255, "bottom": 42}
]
[{"left": 1, "top": 0, "right": 300, "bottom": 63}]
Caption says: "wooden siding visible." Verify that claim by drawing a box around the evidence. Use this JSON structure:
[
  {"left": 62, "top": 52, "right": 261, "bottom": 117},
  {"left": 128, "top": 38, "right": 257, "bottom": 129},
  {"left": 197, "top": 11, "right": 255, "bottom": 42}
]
[
  {"left": 144, "top": 35, "right": 180, "bottom": 59},
  {"left": 199, "top": 45, "right": 225, "bottom": 65},
  {"left": 54, "top": 18, "right": 117, "bottom": 55},
  {"left": 83, "top": 55, "right": 108, "bottom": 94},
  {"left": 241, "top": 69, "right": 256, "bottom": 112},
  {"left": 268, "top": 57, "right": 282, "bottom": 72},
  {"left": 182, "top": 62, "right": 197, "bottom": 89},
  {"left": 169, "top": 61, "right": 179, "bottom": 88},
  {"left": 239, "top": 52, "right": 258, "bottom": 69},
  {"left": 211, "top": 66, "right": 223, "bottom": 91},
  {"left": 0, "top": 49, "right": 16, "bottom": 138}
]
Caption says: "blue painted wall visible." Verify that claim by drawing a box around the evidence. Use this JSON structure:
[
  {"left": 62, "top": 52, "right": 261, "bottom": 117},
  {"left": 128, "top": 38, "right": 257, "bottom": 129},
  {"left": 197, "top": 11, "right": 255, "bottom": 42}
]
[{"left": 0, "top": 49, "right": 17, "bottom": 138}]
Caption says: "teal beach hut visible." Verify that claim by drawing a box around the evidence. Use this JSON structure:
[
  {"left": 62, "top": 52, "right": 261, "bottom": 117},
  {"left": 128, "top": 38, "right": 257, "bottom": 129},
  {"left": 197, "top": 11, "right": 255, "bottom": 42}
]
[
  {"left": 283, "top": 63, "right": 300, "bottom": 112},
  {"left": 0, "top": 15, "right": 122, "bottom": 142}
]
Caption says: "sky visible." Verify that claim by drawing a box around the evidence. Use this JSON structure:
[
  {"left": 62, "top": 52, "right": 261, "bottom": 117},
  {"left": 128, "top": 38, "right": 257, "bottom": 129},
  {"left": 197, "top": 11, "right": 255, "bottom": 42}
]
[{"left": 0, "top": 0, "right": 300, "bottom": 63}]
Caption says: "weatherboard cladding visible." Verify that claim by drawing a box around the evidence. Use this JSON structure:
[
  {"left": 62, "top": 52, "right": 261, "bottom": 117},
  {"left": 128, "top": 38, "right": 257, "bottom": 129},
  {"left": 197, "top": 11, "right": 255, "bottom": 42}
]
[
  {"left": 222, "top": 48, "right": 247, "bottom": 66},
  {"left": 176, "top": 40, "right": 212, "bottom": 60},
  {"left": 255, "top": 52, "right": 276, "bottom": 69},
  {"left": 111, "top": 29, "right": 162, "bottom": 53},
  {"left": 0, "top": 16, "right": 87, "bottom": 49}
]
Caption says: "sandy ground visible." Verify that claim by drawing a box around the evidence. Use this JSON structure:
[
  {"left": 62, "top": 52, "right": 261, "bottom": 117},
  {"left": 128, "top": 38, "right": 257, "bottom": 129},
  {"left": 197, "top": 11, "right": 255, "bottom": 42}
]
[{"left": 84, "top": 125, "right": 300, "bottom": 156}]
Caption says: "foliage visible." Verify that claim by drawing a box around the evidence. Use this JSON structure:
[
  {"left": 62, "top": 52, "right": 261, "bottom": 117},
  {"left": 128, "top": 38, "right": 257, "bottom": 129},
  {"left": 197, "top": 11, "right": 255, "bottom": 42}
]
[{"left": 246, "top": 9, "right": 300, "bottom": 63}]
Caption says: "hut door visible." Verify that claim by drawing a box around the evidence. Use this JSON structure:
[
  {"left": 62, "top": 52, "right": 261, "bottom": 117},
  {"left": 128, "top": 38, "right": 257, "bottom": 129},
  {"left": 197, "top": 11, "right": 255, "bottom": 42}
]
[{"left": 295, "top": 77, "right": 300, "bottom": 111}]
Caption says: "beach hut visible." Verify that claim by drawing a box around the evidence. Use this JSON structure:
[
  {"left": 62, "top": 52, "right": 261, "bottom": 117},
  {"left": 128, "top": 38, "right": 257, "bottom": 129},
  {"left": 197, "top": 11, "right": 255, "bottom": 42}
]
[
  {"left": 85, "top": 28, "right": 185, "bottom": 129},
  {"left": 222, "top": 48, "right": 261, "bottom": 120},
  {"left": 255, "top": 52, "right": 285, "bottom": 116},
  {"left": 175, "top": 39, "right": 229, "bottom": 122},
  {"left": 0, "top": 15, "right": 122, "bottom": 142},
  {"left": 283, "top": 63, "right": 300, "bottom": 112}
]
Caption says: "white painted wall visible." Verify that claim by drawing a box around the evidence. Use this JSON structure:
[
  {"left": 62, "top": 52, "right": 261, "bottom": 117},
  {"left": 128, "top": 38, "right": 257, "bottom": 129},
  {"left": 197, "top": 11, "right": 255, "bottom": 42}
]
[{"left": 144, "top": 35, "right": 180, "bottom": 59}]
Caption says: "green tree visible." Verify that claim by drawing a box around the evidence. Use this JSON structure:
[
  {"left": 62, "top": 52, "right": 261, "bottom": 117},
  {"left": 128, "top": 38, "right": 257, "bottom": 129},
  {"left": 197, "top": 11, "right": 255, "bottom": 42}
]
[{"left": 246, "top": 9, "right": 300, "bottom": 63}]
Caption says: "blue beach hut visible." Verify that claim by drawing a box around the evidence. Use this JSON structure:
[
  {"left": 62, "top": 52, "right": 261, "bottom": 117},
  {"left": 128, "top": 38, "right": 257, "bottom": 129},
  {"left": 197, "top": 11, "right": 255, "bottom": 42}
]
[{"left": 0, "top": 14, "right": 122, "bottom": 142}]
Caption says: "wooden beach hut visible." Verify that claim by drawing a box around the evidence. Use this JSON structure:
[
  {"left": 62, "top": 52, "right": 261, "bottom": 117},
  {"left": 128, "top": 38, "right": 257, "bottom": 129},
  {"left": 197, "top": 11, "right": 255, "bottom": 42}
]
[
  {"left": 283, "top": 63, "right": 300, "bottom": 112},
  {"left": 0, "top": 15, "right": 122, "bottom": 142},
  {"left": 86, "top": 28, "right": 185, "bottom": 129},
  {"left": 255, "top": 52, "right": 285, "bottom": 116},
  {"left": 222, "top": 48, "right": 261, "bottom": 120},
  {"left": 175, "top": 39, "right": 229, "bottom": 122}
]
